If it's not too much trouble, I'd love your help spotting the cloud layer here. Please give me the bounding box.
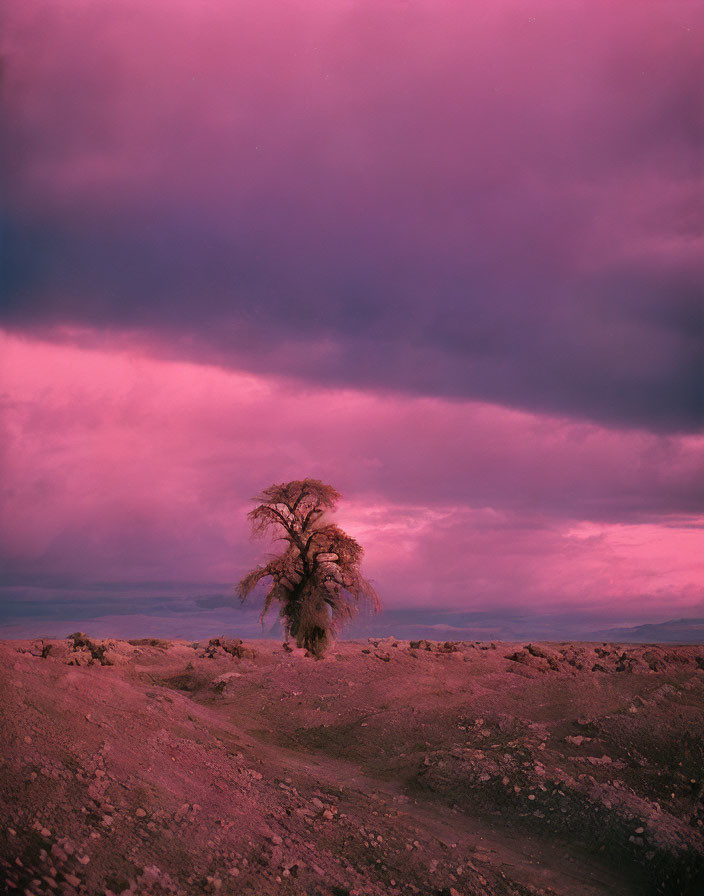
[2,331,702,627]
[3,0,703,430]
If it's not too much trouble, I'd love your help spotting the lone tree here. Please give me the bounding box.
[237,479,379,657]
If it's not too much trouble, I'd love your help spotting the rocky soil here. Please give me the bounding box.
[1,635,703,896]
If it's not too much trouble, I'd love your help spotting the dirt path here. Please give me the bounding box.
[200,698,640,896]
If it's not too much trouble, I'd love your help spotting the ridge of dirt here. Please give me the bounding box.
[2,636,703,895]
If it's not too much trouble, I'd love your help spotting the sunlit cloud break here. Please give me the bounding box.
[1,331,702,633]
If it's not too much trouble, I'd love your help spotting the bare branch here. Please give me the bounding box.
[236,479,378,655]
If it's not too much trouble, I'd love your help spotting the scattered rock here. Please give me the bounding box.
[67,632,92,648]
[410,640,433,651]
[2,637,702,896]
[587,755,613,766]
[203,638,256,660]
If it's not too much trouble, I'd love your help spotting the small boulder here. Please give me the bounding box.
[68,632,92,648]
[439,641,459,653]
[203,637,256,660]
[409,639,433,651]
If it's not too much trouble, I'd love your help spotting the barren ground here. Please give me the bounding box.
[1,635,703,896]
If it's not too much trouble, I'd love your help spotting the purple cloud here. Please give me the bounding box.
[2,0,702,430]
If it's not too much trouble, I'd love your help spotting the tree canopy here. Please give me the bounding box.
[237,479,379,656]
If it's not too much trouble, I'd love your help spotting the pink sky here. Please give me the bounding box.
[2,330,702,625]
[2,1,702,634]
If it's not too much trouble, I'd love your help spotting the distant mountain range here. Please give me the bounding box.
[589,618,704,644]
[343,612,704,645]
[347,609,704,644]
[2,588,703,644]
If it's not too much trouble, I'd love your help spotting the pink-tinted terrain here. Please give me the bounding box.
[2,636,703,896]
